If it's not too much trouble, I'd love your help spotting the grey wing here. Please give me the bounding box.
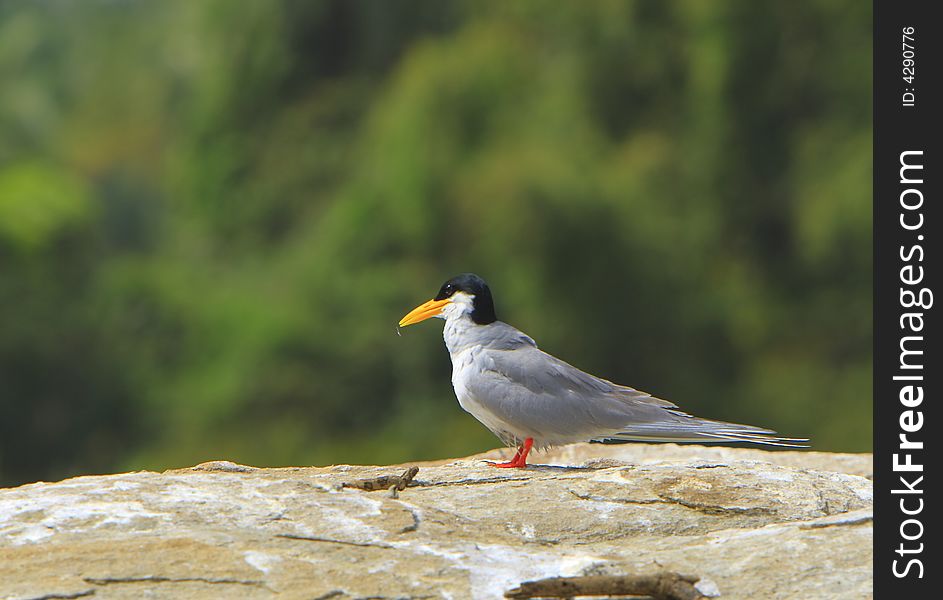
[465,346,678,444]
[469,347,807,447]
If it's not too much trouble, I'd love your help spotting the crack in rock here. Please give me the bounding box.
[569,489,661,506]
[316,594,435,600]
[800,512,873,530]
[275,533,394,549]
[83,575,264,586]
[656,494,774,516]
[409,475,533,488]
[21,592,96,600]
[569,488,774,516]
[353,594,437,600]
[396,505,421,534]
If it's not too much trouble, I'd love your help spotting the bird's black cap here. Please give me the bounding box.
[434,273,497,325]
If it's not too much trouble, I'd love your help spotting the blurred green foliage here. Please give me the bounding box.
[0,0,871,487]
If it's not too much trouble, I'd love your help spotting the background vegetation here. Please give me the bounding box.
[1,0,871,487]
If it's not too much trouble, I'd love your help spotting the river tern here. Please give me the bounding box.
[399,273,807,468]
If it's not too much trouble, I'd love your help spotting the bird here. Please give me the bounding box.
[398,273,807,468]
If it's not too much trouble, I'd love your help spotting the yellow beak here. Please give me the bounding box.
[399,298,452,327]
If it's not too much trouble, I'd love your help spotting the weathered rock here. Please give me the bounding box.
[0,444,872,600]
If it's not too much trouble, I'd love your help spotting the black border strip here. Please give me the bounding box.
[874,1,939,596]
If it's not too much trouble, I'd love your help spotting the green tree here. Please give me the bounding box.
[1,0,871,487]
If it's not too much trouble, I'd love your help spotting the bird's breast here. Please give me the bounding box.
[449,347,503,422]
[448,346,534,446]
[449,347,479,406]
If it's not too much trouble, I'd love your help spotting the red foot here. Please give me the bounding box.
[488,437,534,469]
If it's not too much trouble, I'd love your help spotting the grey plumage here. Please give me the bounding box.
[450,321,804,449]
[400,273,807,463]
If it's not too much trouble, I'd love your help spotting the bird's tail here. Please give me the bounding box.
[603,415,809,448]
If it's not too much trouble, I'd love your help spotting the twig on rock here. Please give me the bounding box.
[504,572,712,600]
[342,466,419,492]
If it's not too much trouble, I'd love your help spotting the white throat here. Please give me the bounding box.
[439,292,477,354]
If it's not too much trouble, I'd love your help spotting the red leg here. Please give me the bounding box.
[489,438,534,469]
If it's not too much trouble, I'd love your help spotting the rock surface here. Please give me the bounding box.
[0,443,872,600]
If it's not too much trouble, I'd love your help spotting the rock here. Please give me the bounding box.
[462,442,873,479]
[0,444,872,600]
